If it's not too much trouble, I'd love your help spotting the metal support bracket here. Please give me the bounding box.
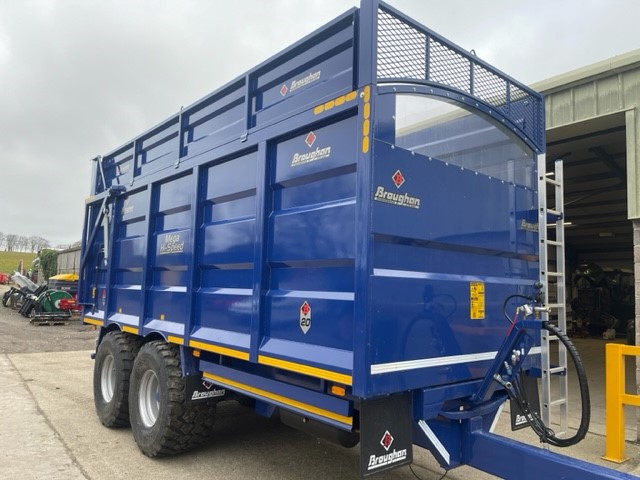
[79,185,127,273]
[471,319,541,404]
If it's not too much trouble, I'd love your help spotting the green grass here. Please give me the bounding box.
[0,251,38,274]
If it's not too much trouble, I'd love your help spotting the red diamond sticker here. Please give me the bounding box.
[305,131,316,148]
[392,170,405,188]
[280,84,288,96]
[301,301,311,315]
[380,430,394,451]
[300,301,311,334]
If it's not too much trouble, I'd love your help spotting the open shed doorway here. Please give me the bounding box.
[546,112,634,340]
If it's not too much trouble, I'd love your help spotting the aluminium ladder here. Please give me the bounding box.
[537,155,569,435]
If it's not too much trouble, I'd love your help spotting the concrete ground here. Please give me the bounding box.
[563,337,638,442]
[2,349,487,480]
[2,287,640,478]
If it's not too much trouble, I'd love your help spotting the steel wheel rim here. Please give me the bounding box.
[100,355,115,403]
[138,369,160,428]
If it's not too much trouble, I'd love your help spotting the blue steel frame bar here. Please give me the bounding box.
[249,141,269,364]
[465,419,639,480]
[353,0,377,400]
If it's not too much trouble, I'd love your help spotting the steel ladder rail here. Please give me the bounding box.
[537,155,569,435]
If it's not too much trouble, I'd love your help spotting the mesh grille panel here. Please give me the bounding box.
[377,10,427,80]
[376,6,543,149]
[429,38,471,94]
[473,64,507,108]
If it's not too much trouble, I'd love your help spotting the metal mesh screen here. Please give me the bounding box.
[429,38,471,93]
[377,10,427,80]
[376,7,543,149]
[473,64,508,108]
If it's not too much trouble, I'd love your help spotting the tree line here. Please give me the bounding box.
[0,233,51,252]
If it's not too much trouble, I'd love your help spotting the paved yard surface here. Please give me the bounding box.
[2,285,640,479]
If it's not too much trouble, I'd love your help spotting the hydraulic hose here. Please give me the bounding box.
[510,322,590,447]
[502,294,533,324]
[541,322,590,446]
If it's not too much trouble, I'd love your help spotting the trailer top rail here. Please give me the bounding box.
[91,0,543,196]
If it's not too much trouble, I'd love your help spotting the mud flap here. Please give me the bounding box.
[510,372,540,431]
[185,375,227,404]
[360,392,413,477]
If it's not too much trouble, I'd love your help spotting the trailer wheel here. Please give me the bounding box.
[93,331,141,427]
[129,341,216,457]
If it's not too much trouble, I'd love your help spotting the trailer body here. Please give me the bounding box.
[80,2,634,478]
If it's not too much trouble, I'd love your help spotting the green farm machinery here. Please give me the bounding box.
[2,272,79,325]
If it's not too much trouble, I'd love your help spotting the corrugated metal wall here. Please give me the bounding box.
[539,52,640,218]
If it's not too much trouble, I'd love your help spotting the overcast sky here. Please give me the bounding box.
[0,0,638,246]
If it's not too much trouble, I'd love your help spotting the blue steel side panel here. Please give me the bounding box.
[109,188,148,327]
[250,12,355,128]
[371,142,536,251]
[183,79,246,158]
[102,145,134,190]
[261,115,358,374]
[190,150,259,352]
[253,51,353,128]
[365,140,537,395]
[102,117,181,187]
[136,118,180,177]
[135,173,193,337]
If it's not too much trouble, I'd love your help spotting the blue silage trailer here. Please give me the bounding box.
[80,2,631,478]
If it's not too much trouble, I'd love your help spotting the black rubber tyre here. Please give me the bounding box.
[129,341,216,457]
[93,331,141,427]
[2,289,11,307]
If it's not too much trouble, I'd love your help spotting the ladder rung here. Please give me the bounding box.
[549,366,566,375]
[547,303,565,309]
[545,178,561,186]
[539,159,568,432]
[549,398,567,407]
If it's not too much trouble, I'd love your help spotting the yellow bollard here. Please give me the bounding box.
[603,343,626,463]
[603,343,640,463]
